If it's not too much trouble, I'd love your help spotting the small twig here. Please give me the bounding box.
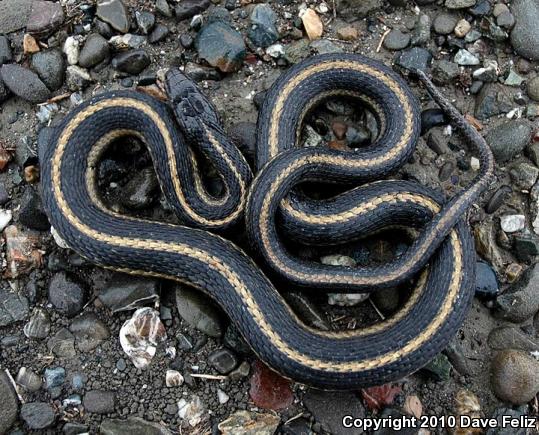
[4,369,25,403]
[376,29,391,53]
[369,298,386,320]
[190,374,227,380]
[284,412,304,425]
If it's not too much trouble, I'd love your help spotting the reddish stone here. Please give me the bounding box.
[361,383,402,412]
[0,147,13,171]
[331,121,348,140]
[249,360,293,410]
[3,225,43,278]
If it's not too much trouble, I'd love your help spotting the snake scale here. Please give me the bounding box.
[41,53,494,389]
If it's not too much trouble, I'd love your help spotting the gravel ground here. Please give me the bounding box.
[1,0,539,433]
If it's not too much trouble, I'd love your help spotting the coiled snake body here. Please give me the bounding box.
[41,53,494,389]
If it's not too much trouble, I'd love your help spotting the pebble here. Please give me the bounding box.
[0,0,33,34]
[119,307,166,369]
[218,411,280,435]
[475,261,499,298]
[0,371,18,434]
[433,13,458,35]
[63,36,80,65]
[16,367,43,392]
[490,350,539,404]
[249,4,279,48]
[177,396,206,427]
[18,188,50,231]
[96,0,130,33]
[446,0,476,8]
[26,0,65,35]
[109,34,147,50]
[196,21,246,73]
[23,34,40,54]
[513,234,539,261]
[454,49,480,65]
[100,417,172,434]
[0,288,28,326]
[485,120,533,162]
[23,308,51,339]
[69,313,110,351]
[509,162,539,189]
[504,69,524,86]
[148,24,170,44]
[44,367,65,389]
[83,390,116,414]
[383,29,410,50]
[336,25,358,41]
[395,47,432,72]
[30,49,64,92]
[510,0,539,60]
[496,263,539,322]
[421,108,448,134]
[300,8,323,40]
[526,76,539,102]
[249,360,293,410]
[48,272,86,317]
[48,328,76,357]
[175,285,223,337]
[78,33,110,68]
[176,0,210,20]
[411,14,431,46]
[135,11,155,34]
[304,389,365,435]
[432,60,460,84]
[165,370,184,387]
[66,65,92,91]
[0,64,51,103]
[500,214,526,233]
[488,326,539,351]
[119,167,158,209]
[98,274,159,312]
[208,348,238,374]
[454,19,471,37]
[0,36,12,65]
[20,402,55,430]
[497,11,515,29]
[112,49,151,75]
[155,0,173,18]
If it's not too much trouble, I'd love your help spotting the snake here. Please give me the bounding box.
[40,53,494,389]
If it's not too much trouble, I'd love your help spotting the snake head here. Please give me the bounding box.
[165,69,221,137]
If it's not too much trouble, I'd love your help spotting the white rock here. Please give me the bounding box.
[454,49,480,66]
[320,255,369,306]
[165,369,184,387]
[63,36,80,65]
[266,43,285,58]
[109,34,147,50]
[470,157,480,171]
[119,307,167,370]
[500,214,526,233]
[217,389,230,404]
[320,254,356,267]
[0,209,12,232]
[178,396,206,427]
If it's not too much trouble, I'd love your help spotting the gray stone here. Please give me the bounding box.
[432,60,460,84]
[488,326,539,351]
[112,49,151,75]
[248,4,279,48]
[486,408,527,435]
[208,348,238,374]
[100,416,172,434]
[135,11,155,34]
[148,24,170,44]
[31,49,65,91]
[66,65,92,91]
[335,0,382,19]
[0,0,33,34]
[395,47,432,72]
[79,34,110,68]
[98,274,159,312]
[47,328,76,357]
[83,390,116,414]
[196,21,246,73]
[0,76,9,103]
[383,29,410,50]
[63,422,90,435]
[446,0,476,8]
[175,0,210,20]
[155,0,173,18]
[48,272,86,317]
[96,0,130,33]
[0,288,29,326]
[0,64,51,103]
[475,84,519,119]
[175,285,223,337]
[18,187,50,230]
[454,49,479,65]
[20,402,55,429]
[509,162,539,189]
[16,367,43,392]
[423,353,452,380]
[513,234,539,261]
[27,0,65,35]
[45,367,65,389]
[433,13,458,35]
[497,11,515,29]
[0,36,12,66]
[24,308,51,339]
[70,313,110,351]
[490,350,539,404]
[485,120,533,163]
[411,14,431,46]
[303,389,366,435]
[511,0,539,60]
[496,263,539,322]
[0,372,18,434]
[527,76,539,102]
